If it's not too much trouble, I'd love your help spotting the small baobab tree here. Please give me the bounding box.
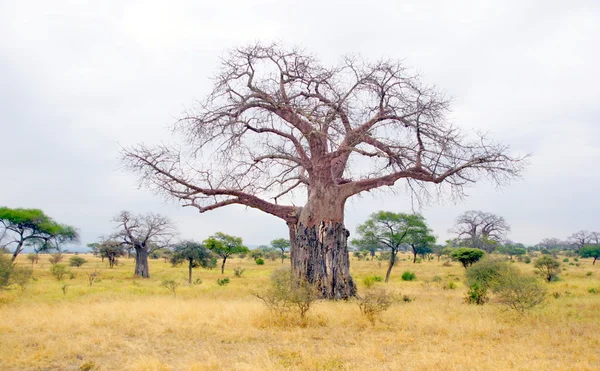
[122,44,526,299]
[112,211,176,278]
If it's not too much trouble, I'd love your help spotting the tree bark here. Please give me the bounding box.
[188,259,193,284]
[10,241,24,262]
[385,250,397,283]
[221,256,227,274]
[134,248,150,278]
[290,221,356,299]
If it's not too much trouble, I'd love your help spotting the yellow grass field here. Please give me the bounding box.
[1,253,599,370]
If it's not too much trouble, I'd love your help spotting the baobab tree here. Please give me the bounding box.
[450,210,510,253]
[122,44,526,299]
[112,211,176,278]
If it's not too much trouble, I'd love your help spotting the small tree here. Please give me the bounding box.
[0,253,12,289]
[26,253,37,267]
[451,248,485,268]
[204,232,249,274]
[254,268,318,319]
[87,271,99,287]
[354,211,431,283]
[271,238,291,264]
[69,256,87,268]
[580,245,600,265]
[161,280,179,298]
[493,272,546,314]
[170,240,216,284]
[534,256,561,282]
[98,240,125,268]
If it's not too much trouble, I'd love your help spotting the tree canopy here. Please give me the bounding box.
[121,44,526,299]
[204,232,249,274]
[170,240,216,283]
[354,211,431,282]
[0,207,79,262]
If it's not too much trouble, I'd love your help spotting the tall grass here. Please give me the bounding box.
[0,253,598,370]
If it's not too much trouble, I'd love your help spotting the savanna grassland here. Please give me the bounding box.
[1,253,599,371]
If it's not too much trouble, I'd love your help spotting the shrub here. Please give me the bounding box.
[161,280,179,297]
[588,287,598,294]
[363,275,384,288]
[193,278,203,285]
[357,287,396,324]
[217,277,230,286]
[493,272,546,314]
[87,271,99,287]
[466,258,515,288]
[442,281,457,290]
[50,264,70,281]
[587,271,593,277]
[255,258,265,265]
[0,254,12,289]
[48,252,64,265]
[69,256,87,268]
[401,271,416,281]
[573,257,579,262]
[534,256,561,282]
[254,269,317,319]
[523,256,531,264]
[401,294,415,303]
[11,266,33,291]
[465,282,489,305]
[563,258,569,262]
[234,266,246,277]
[26,253,38,266]
[432,275,442,282]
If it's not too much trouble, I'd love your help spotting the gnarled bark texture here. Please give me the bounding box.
[134,246,150,278]
[290,221,355,299]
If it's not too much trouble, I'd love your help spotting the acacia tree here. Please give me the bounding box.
[204,232,249,274]
[580,245,600,265]
[170,240,216,283]
[97,240,126,268]
[112,211,176,278]
[0,207,79,262]
[450,210,510,253]
[271,238,291,263]
[122,44,525,299]
[354,211,430,282]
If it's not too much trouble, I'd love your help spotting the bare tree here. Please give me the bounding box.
[450,210,510,253]
[568,230,594,253]
[122,44,526,299]
[112,211,176,278]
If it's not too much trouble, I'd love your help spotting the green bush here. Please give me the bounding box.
[432,275,442,282]
[0,254,12,289]
[588,287,598,294]
[11,266,33,291]
[69,256,87,268]
[217,277,230,286]
[255,258,265,265]
[493,272,546,314]
[523,256,531,264]
[401,271,416,281]
[363,275,384,288]
[534,256,561,282]
[563,258,569,263]
[50,264,70,281]
[234,266,246,277]
[465,282,488,305]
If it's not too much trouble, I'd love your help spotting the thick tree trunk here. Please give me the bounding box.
[188,259,193,284]
[134,248,150,278]
[290,221,355,299]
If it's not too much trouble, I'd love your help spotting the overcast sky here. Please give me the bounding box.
[1,0,598,249]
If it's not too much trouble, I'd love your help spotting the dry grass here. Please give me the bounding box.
[0,254,599,370]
